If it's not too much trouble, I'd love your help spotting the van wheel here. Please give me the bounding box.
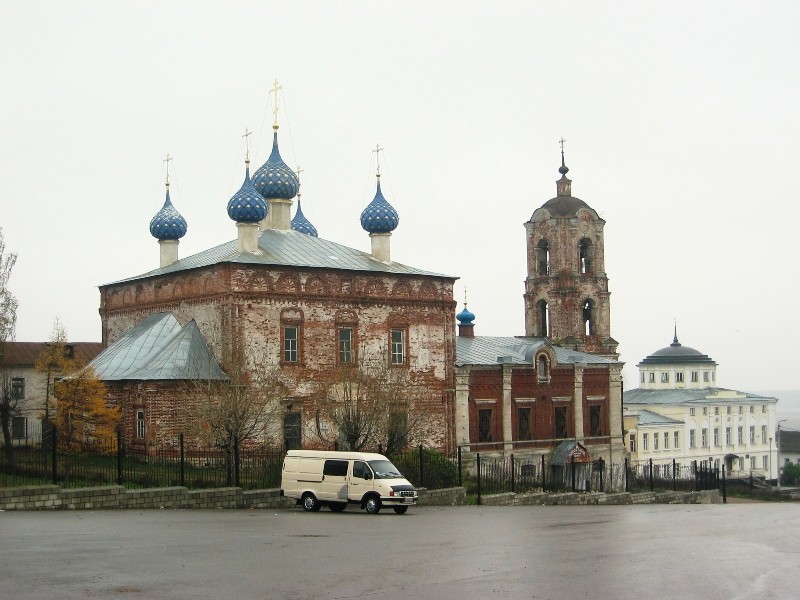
[329,503,347,512]
[302,493,320,512]
[393,506,408,514]
[365,496,381,514]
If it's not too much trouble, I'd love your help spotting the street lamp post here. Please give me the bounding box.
[777,419,787,491]
[769,437,773,487]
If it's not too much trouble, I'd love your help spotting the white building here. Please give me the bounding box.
[624,332,779,480]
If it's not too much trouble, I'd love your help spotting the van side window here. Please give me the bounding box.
[323,460,348,477]
[353,461,367,479]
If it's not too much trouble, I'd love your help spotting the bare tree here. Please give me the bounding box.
[0,228,18,461]
[189,345,289,455]
[311,361,434,455]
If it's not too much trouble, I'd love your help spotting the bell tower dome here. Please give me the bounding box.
[523,141,618,358]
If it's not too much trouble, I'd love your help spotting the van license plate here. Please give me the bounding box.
[403,498,414,503]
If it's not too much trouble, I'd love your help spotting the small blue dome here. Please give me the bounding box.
[252,131,299,200]
[149,187,187,240]
[457,306,475,325]
[227,163,267,223]
[360,178,399,233]
[291,198,318,237]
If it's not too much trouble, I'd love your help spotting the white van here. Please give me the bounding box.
[280,450,418,514]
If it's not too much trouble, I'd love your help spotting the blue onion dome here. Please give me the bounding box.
[291,197,318,237]
[456,305,475,325]
[149,185,187,240]
[227,161,267,223]
[252,131,300,200]
[360,176,399,233]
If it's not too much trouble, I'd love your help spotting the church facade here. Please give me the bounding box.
[95,109,457,452]
[453,153,625,465]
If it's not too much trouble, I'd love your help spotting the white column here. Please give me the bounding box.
[502,364,513,453]
[573,363,585,442]
[454,368,471,447]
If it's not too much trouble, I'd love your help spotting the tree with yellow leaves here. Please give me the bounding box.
[54,367,120,453]
[35,318,77,424]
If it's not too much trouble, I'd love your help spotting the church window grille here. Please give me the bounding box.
[518,408,532,441]
[136,410,145,439]
[390,329,406,365]
[284,412,301,450]
[554,406,568,439]
[338,328,354,364]
[284,326,300,363]
[478,409,493,442]
[589,404,602,437]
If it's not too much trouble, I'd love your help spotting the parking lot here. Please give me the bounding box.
[2,503,799,599]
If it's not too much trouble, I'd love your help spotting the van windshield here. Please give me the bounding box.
[368,460,403,479]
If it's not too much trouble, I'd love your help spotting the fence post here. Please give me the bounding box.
[179,433,185,487]
[234,435,241,488]
[649,458,654,491]
[624,457,629,493]
[541,454,546,492]
[51,426,58,484]
[672,458,676,491]
[476,453,482,506]
[721,465,727,503]
[510,454,515,494]
[418,444,424,488]
[116,428,123,486]
[457,446,462,488]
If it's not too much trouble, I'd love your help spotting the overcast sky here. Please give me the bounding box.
[2,1,798,394]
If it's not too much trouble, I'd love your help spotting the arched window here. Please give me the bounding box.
[537,299,550,337]
[537,239,550,275]
[582,299,595,336]
[579,238,592,274]
[537,354,549,381]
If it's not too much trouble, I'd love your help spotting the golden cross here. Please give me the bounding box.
[242,127,252,161]
[163,153,173,185]
[372,143,384,176]
[270,79,282,127]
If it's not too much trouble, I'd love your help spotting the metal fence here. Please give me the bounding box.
[0,429,463,491]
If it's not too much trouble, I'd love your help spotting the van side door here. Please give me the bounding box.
[320,459,349,501]
[348,460,374,501]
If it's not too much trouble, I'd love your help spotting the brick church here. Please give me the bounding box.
[453,149,625,464]
[88,91,623,462]
[91,97,457,453]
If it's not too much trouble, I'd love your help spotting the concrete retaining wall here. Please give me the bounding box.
[479,489,720,506]
[0,484,718,511]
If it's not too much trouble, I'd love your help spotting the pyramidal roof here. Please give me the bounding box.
[87,312,227,381]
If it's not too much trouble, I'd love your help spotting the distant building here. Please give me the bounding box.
[453,154,625,465]
[779,430,800,468]
[0,341,104,442]
[624,331,779,479]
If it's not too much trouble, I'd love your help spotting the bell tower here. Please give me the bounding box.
[523,143,618,358]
